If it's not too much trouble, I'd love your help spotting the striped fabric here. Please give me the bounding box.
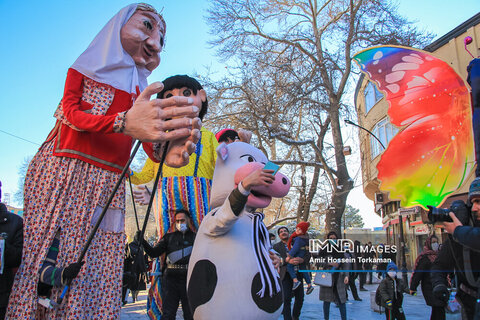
[147,176,212,319]
[147,261,163,319]
[147,136,213,319]
[156,176,212,236]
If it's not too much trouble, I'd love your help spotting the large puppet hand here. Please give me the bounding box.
[164,119,201,167]
[124,82,200,143]
[133,185,151,205]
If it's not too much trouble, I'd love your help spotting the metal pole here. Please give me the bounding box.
[398,214,408,284]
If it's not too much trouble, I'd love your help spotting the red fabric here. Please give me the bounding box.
[142,142,160,163]
[297,221,310,233]
[51,68,134,173]
[287,232,298,250]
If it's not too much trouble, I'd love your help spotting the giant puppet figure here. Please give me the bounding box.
[353,46,475,209]
[6,4,201,319]
[131,75,218,237]
[130,75,218,318]
[187,141,290,320]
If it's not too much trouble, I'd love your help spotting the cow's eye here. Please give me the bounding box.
[240,154,256,163]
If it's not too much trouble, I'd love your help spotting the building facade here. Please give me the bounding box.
[354,13,480,269]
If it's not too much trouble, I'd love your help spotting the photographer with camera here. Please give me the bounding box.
[442,177,480,251]
[430,178,480,320]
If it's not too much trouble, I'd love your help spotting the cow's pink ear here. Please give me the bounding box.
[216,142,229,161]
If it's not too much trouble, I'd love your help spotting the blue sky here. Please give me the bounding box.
[1,1,479,227]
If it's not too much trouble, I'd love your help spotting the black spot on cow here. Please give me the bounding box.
[251,272,283,313]
[187,259,218,314]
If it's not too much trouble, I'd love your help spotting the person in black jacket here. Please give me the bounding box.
[363,241,376,284]
[432,177,480,320]
[431,228,480,320]
[141,209,195,320]
[346,240,362,301]
[377,262,409,320]
[125,232,149,303]
[0,182,23,320]
[410,235,444,320]
[442,177,480,251]
[273,226,305,320]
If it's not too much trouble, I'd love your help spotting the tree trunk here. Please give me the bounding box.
[324,106,353,236]
[300,164,321,222]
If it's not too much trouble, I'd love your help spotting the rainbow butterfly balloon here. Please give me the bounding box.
[353,45,474,209]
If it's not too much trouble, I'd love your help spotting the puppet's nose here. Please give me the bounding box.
[147,33,162,53]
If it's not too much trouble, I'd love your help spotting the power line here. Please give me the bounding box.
[0,129,41,146]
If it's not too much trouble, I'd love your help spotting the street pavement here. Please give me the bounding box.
[121,277,463,319]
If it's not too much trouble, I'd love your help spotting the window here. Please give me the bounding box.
[371,118,398,159]
[364,81,383,113]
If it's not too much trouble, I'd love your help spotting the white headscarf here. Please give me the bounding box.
[71,3,155,95]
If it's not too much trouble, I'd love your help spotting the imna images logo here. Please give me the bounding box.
[309,239,397,254]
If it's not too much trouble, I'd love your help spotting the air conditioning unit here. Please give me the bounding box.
[375,193,384,204]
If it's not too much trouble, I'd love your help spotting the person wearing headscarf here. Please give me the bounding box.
[6,4,200,319]
[410,235,444,320]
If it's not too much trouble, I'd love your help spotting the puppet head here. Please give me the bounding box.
[209,142,290,210]
[120,4,166,71]
[157,75,208,120]
[71,3,164,94]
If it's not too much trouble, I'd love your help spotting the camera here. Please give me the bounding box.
[427,200,471,225]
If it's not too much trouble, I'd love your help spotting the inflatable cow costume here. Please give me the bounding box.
[187,141,291,319]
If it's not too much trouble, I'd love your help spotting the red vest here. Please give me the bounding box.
[46,69,134,173]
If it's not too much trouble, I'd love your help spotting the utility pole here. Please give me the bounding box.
[398,213,408,284]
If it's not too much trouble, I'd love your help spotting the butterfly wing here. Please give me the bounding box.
[353,46,474,209]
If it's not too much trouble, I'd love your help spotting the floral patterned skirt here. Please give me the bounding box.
[6,140,126,319]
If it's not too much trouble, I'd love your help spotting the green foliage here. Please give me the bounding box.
[344,204,364,228]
